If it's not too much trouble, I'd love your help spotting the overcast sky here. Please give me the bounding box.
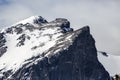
[0,0,120,55]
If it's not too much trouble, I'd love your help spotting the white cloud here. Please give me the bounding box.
[0,3,34,27]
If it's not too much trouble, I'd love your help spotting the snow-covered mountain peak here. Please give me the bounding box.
[0,16,75,76]
[0,16,111,80]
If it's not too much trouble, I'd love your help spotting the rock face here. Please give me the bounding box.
[0,16,110,80]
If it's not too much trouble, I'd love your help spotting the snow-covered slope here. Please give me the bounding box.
[98,52,120,76]
[0,16,74,79]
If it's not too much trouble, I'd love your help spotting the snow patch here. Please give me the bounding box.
[98,52,120,76]
[0,24,64,73]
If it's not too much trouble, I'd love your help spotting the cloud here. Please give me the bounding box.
[0,3,34,27]
[0,0,8,5]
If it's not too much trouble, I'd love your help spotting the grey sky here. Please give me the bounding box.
[0,0,120,55]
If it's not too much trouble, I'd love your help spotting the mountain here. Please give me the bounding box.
[0,16,110,80]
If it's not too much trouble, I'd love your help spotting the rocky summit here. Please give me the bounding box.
[0,16,110,80]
